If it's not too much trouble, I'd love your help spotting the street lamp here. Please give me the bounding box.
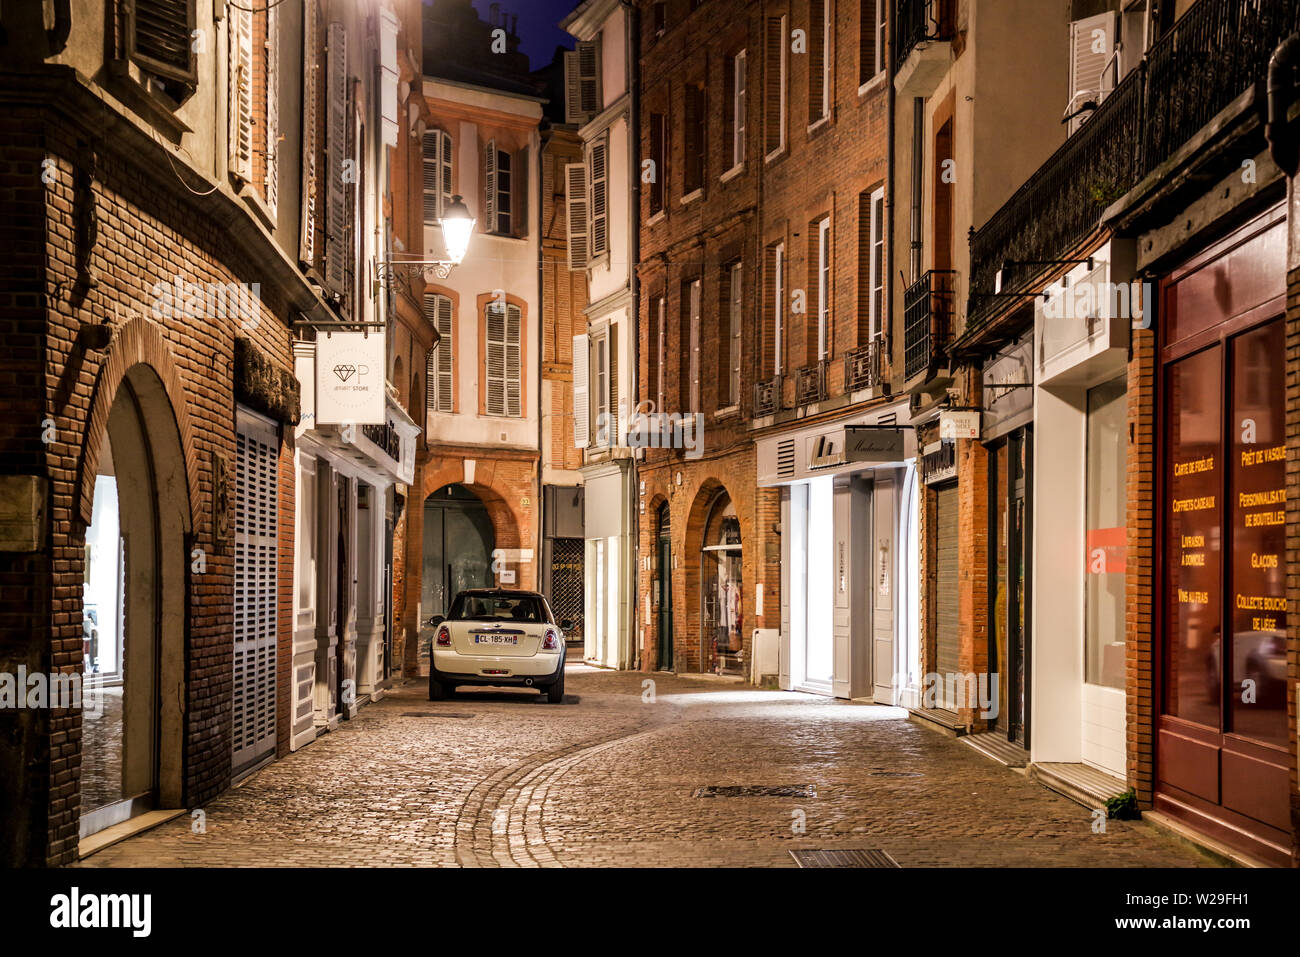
[376,195,476,284]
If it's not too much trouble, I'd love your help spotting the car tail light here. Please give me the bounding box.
[542,628,560,650]
[436,625,452,647]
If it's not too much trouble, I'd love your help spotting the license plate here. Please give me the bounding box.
[474,635,518,645]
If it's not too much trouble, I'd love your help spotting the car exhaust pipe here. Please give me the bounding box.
[525,678,534,686]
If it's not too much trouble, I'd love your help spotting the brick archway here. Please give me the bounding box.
[77,315,199,531]
[420,458,527,558]
[678,477,752,674]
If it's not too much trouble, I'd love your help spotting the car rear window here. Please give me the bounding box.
[447,594,548,623]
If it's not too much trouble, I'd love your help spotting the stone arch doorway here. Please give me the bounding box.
[683,482,744,676]
[418,484,495,674]
[80,364,188,839]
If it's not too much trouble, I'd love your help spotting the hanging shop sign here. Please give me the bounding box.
[844,426,906,463]
[315,331,386,425]
[939,410,980,440]
[981,334,1034,441]
[921,439,956,485]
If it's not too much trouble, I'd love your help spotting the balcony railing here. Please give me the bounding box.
[794,360,828,407]
[844,339,884,393]
[753,375,781,417]
[903,270,956,381]
[895,0,954,73]
[968,0,1300,334]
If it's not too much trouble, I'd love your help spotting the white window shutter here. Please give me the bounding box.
[324,20,348,293]
[577,39,601,120]
[734,51,746,166]
[484,138,497,234]
[589,140,608,260]
[422,130,440,224]
[486,302,506,415]
[565,162,589,271]
[297,0,318,267]
[436,295,453,412]
[563,51,583,125]
[505,304,522,417]
[1069,12,1117,133]
[440,131,454,217]
[573,333,590,449]
[689,280,701,412]
[228,8,253,181]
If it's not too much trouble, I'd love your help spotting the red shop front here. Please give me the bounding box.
[1154,204,1292,865]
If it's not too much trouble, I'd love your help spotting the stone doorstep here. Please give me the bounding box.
[77,809,187,861]
[907,707,967,738]
[963,731,1028,768]
[1140,810,1273,870]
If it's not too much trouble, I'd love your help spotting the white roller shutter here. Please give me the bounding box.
[1068,12,1116,133]
[233,413,278,772]
[573,333,590,449]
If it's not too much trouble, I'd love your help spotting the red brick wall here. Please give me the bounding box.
[1286,263,1300,865]
[1126,321,1157,807]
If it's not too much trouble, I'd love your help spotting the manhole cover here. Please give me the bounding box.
[400,712,475,719]
[790,849,900,868]
[868,770,923,778]
[693,785,816,798]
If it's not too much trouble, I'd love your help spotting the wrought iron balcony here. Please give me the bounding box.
[753,375,781,417]
[844,339,884,393]
[968,0,1300,334]
[894,0,954,73]
[361,421,401,461]
[903,270,956,382]
[793,360,828,407]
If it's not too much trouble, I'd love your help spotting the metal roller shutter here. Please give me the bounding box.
[934,484,959,709]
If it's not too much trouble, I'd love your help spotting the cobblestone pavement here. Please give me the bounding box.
[77,661,1215,867]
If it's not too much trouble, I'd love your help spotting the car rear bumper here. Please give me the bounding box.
[432,649,564,684]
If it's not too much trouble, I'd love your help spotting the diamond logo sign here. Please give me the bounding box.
[315,331,385,425]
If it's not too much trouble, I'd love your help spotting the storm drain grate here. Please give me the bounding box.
[400,712,475,719]
[867,770,923,778]
[693,785,817,798]
[790,849,900,868]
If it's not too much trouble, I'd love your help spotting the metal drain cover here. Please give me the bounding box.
[868,770,922,778]
[790,849,900,868]
[400,712,475,719]
[693,785,816,798]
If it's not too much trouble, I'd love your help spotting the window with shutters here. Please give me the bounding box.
[228,8,254,182]
[127,0,198,94]
[423,129,454,225]
[1068,12,1117,134]
[648,113,667,216]
[764,16,788,158]
[263,4,280,212]
[484,300,523,417]
[725,262,743,408]
[592,332,609,446]
[324,20,349,295]
[484,142,513,235]
[726,51,747,172]
[425,293,454,414]
[685,279,701,412]
[860,0,885,86]
[809,0,831,125]
[565,162,589,270]
[683,83,705,196]
[814,216,831,360]
[587,136,609,262]
[298,0,321,269]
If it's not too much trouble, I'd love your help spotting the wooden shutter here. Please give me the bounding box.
[857,190,872,341]
[298,0,319,268]
[608,322,619,444]
[1069,12,1116,133]
[486,302,505,415]
[573,333,590,448]
[324,20,348,293]
[229,8,254,181]
[589,139,608,260]
[809,0,826,121]
[484,139,497,234]
[764,16,786,156]
[422,131,440,224]
[859,0,876,85]
[730,264,742,405]
[871,190,885,339]
[425,293,454,413]
[440,132,454,216]
[563,50,584,124]
[565,162,589,270]
[684,85,703,192]
[233,415,278,772]
[130,0,196,83]
[733,51,746,167]
[578,39,601,117]
[265,5,280,211]
[505,303,522,417]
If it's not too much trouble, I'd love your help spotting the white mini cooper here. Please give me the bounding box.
[427,589,569,704]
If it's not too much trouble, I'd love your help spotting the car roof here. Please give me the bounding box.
[453,588,545,600]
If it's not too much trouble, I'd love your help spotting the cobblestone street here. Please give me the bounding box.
[77,660,1215,868]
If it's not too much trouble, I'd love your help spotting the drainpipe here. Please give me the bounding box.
[1266,34,1300,179]
[625,1,642,672]
[886,17,897,383]
[537,128,546,594]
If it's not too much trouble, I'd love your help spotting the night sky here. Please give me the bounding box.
[471,0,577,70]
